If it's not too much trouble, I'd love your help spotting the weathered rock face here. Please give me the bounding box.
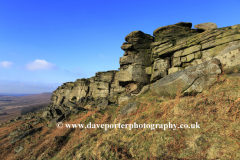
[51,70,125,106]
[150,58,222,97]
[151,22,240,76]
[47,21,240,119]
[117,22,240,92]
[150,58,170,82]
[214,41,240,73]
[117,31,154,86]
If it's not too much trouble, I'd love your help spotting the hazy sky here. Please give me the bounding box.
[0,0,239,94]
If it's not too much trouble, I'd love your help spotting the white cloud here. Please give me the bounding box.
[26,59,56,70]
[0,61,14,68]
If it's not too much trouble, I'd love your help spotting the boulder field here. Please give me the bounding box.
[42,22,240,121]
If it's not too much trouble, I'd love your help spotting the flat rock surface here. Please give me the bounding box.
[119,102,138,116]
[150,58,222,97]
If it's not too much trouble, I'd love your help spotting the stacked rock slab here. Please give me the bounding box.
[149,22,202,82]
[51,70,124,106]
[151,22,201,58]
[116,31,154,94]
[151,22,240,76]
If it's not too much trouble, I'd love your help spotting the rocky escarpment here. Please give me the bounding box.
[42,22,240,122]
[116,22,240,94]
[1,21,240,160]
[51,71,124,106]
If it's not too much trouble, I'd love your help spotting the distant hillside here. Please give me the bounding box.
[0,93,52,123]
[0,93,52,109]
[41,92,52,94]
[0,93,35,96]
[0,92,52,96]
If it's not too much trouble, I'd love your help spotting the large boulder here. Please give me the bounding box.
[14,146,24,153]
[95,98,109,111]
[137,85,150,95]
[118,95,132,104]
[119,102,139,117]
[20,123,33,131]
[151,22,202,59]
[117,64,150,84]
[64,101,76,110]
[125,30,154,44]
[47,115,65,128]
[214,41,240,73]
[153,22,193,37]
[9,130,19,138]
[41,110,53,121]
[125,83,143,95]
[194,22,217,30]
[152,22,200,45]
[150,58,222,97]
[10,127,42,144]
[150,58,170,82]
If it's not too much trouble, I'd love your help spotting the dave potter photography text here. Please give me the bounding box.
[57,121,200,131]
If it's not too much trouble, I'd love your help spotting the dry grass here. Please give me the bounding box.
[0,73,239,159]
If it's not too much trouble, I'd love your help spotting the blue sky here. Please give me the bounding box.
[0,0,239,94]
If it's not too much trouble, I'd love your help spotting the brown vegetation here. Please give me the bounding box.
[0,73,239,159]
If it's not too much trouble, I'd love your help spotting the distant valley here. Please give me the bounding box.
[0,92,52,123]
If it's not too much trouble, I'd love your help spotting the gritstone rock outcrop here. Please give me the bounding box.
[41,21,240,121]
[150,58,222,97]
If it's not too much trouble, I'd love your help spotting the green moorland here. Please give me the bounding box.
[0,71,240,160]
